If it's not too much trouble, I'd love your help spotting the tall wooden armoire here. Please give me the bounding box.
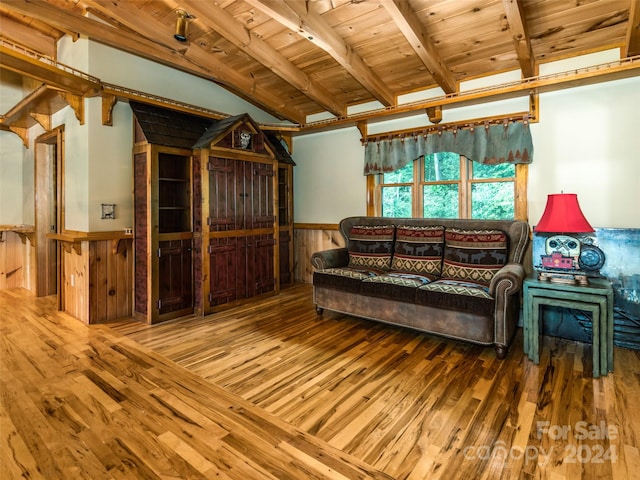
[131,102,211,323]
[193,114,286,314]
[132,103,294,323]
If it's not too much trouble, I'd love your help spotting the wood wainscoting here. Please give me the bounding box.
[53,232,134,324]
[0,227,36,291]
[293,223,344,283]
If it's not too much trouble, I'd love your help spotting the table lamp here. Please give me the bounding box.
[534,193,596,284]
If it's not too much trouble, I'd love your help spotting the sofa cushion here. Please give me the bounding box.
[347,225,395,270]
[416,279,494,316]
[361,271,435,302]
[391,225,445,276]
[441,228,508,286]
[313,267,381,294]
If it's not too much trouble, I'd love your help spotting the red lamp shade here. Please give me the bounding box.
[534,193,594,233]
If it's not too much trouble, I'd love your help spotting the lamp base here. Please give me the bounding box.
[538,270,589,285]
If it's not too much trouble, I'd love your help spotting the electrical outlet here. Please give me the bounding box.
[70,274,75,287]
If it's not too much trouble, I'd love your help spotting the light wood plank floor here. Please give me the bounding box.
[3,284,640,479]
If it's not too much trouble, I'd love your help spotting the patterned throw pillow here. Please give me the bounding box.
[391,225,445,275]
[441,228,508,286]
[347,225,395,271]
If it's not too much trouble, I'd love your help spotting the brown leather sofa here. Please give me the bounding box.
[311,217,530,358]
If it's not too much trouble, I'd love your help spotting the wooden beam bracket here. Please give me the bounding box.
[30,112,51,131]
[59,92,85,125]
[8,126,29,147]
[426,106,442,124]
[102,93,117,126]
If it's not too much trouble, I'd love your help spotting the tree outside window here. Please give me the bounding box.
[376,152,516,219]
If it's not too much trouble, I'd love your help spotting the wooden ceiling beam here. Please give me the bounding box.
[1,0,306,123]
[0,14,57,57]
[381,0,456,94]
[179,0,344,117]
[624,0,640,57]
[502,0,535,78]
[246,0,395,107]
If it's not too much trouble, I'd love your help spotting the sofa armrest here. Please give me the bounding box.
[311,248,349,271]
[489,262,526,352]
[488,262,525,297]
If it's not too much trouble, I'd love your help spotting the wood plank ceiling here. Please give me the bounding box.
[1,0,639,127]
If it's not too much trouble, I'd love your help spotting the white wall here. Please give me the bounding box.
[293,75,640,229]
[292,127,367,223]
[87,98,133,231]
[87,41,283,125]
[0,71,30,224]
[529,77,640,229]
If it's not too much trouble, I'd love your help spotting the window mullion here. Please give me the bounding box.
[413,157,421,217]
[459,156,469,218]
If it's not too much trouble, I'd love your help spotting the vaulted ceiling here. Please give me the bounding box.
[1,0,639,128]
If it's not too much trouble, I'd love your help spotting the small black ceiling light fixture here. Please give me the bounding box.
[174,9,192,42]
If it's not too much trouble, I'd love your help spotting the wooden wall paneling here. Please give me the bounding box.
[0,231,25,289]
[61,238,133,324]
[88,239,128,323]
[88,240,105,323]
[293,225,344,284]
[61,241,89,323]
[114,239,133,319]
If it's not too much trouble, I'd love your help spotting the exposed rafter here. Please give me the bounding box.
[245,0,395,107]
[381,0,456,94]
[625,0,640,57]
[1,0,306,123]
[502,0,535,79]
[0,13,57,57]
[1,0,637,126]
[178,0,344,117]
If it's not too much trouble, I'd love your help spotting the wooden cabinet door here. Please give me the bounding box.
[208,236,242,306]
[208,158,274,231]
[157,239,193,315]
[247,234,276,297]
[246,162,275,229]
[207,157,240,231]
[208,234,275,306]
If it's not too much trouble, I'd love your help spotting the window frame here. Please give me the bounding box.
[372,154,528,220]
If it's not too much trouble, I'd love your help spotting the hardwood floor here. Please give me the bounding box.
[2,284,640,479]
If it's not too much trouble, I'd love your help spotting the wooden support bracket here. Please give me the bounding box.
[61,241,82,255]
[426,105,442,124]
[356,120,368,138]
[8,125,29,147]
[58,92,85,125]
[16,231,36,245]
[102,93,117,126]
[30,112,51,131]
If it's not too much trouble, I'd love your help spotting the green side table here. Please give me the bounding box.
[523,275,614,377]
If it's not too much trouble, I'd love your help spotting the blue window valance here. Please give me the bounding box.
[363,120,533,175]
